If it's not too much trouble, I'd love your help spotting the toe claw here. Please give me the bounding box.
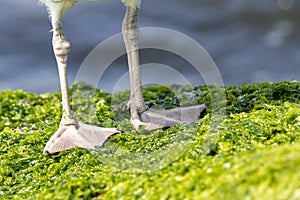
[44,150,50,155]
[117,128,125,133]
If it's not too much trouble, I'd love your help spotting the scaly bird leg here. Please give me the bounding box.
[43,4,121,155]
[122,6,206,131]
[122,6,148,129]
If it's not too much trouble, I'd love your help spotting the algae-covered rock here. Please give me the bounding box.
[0,81,299,199]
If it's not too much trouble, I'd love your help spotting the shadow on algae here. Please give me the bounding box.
[0,81,299,199]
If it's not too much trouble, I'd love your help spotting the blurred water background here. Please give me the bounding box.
[0,0,299,93]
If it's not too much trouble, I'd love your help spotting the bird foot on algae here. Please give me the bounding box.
[44,121,122,155]
[130,104,206,131]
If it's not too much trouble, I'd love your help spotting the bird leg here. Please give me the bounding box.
[43,7,121,155]
[122,6,148,129]
[122,7,206,131]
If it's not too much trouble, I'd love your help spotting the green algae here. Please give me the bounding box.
[0,81,299,199]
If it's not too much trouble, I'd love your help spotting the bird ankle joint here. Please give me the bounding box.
[52,40,71,50]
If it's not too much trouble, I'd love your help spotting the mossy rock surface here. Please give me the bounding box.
[0,81,299,199]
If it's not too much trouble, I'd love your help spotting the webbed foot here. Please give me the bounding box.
[44,121,122,155]
[130,104,206,131]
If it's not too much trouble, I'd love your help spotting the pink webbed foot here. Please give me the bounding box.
[44,121,122,155]
[130,104,206,131]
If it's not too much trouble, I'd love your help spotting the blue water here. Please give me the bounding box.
[1,0,299,93]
